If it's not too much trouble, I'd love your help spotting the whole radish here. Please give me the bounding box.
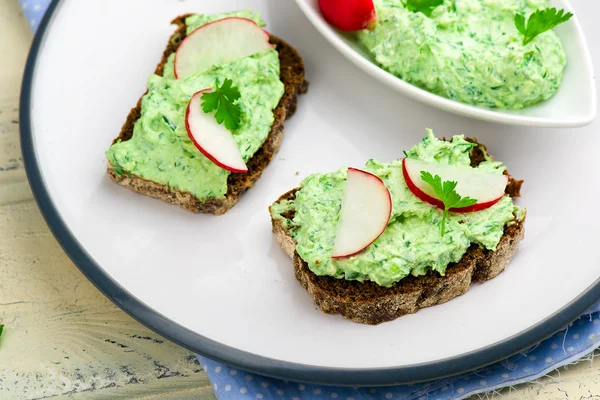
[318,0,378,32]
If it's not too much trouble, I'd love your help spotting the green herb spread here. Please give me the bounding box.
[271,130,525,287]
[357,0,567,109]
[106,11,284,199]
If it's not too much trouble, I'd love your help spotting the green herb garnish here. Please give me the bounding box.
[201,78,242,132]
[514,8,573,45]
[0,324,4,338]
[401,0,444,17]
[112,164,123,177]
[162,116,177,132]
[420,171,477,236]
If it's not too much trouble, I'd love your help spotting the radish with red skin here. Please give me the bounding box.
[402,158,508,213]
[174,17,274,80]
[185,89,247,173]
[332,168,392,259]
[318,0,378,32]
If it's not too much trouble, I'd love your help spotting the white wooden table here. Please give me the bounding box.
[1,0,600,397]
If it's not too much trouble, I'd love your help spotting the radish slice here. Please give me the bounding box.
[185,89,247,173]
[174,17,274,79]
[402,158,508,212]
[332,168,392,259]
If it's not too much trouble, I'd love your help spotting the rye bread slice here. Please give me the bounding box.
[270,140,525,325]
[107,15,308,215]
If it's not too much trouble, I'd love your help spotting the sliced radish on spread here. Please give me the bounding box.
[185,89,247,173]
[318,0,377,32]
[174,17,274,79]
[332,168,392,259]
[402,158,508,212]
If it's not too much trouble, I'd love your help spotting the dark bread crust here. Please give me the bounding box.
[108,15,308,215]
[270,141,525,325]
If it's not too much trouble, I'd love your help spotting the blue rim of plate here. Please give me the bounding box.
[20,0,600,387]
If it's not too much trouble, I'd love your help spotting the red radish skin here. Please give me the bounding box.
[332,168,392,259]
[174,17,273,79]
[401,158,505,213]
[318,0,378,32]
[185,89,248,173]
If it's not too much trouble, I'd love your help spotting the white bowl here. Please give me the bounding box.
[294,0,597,128]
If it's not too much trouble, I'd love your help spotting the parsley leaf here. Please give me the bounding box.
[401,0,444,17]
[515,8,573,45]
[420,171,477,236]
[201,78,242,132]
[0,324,4,338]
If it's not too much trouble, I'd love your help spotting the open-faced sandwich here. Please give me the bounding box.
[106,11,307,214]
[270,130,525,324]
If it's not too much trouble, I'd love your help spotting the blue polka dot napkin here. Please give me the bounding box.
[196,303,600,400]
[19,0,51,32]
[24,1,600,398]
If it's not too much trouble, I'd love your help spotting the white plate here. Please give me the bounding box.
[21,0,600,386]
[294,0,597,128]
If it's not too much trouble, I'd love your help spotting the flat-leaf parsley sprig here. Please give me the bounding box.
[201,78,242,132]
[514,8,573,45]
[420,171,477,236]
[401,0,444,18]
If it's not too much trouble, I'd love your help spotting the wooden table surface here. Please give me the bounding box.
[2,0,600,398]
